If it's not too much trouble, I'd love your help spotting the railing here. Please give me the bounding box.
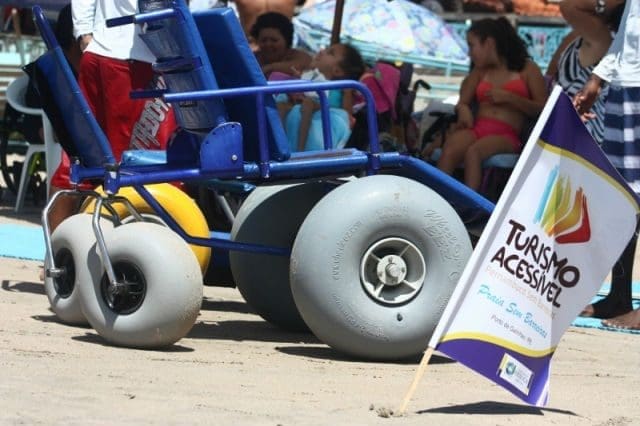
[412,14,571,102]
[442,13,570,74]
[0,33,47,117]
[0,33,47,66]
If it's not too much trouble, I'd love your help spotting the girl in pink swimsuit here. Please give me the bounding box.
[427,17,548,191]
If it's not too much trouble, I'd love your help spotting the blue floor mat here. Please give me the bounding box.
[0,224,45,261]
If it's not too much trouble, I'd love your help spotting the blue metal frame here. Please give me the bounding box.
[32,2,495,259]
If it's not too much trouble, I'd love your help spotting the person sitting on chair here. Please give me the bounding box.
[283,43,365,152]
[426,17,548,191]
[250,11,311,78]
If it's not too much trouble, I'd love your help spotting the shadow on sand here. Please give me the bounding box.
[71,332,196,352]
[200,297,254,314]
[417,400,577,416]
[187,319,319,344]
[277,346,457,365]
[2,279,44,295]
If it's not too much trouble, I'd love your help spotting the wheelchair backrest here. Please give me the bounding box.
[138,1,289,162]
[31,41,115,168]
[192,8,290,162]
[137,0,228,132]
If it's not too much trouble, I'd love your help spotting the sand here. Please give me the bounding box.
[1,198,639,426]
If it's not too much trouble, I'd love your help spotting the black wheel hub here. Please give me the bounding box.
[100,262,146,315]
[53,248,75,298]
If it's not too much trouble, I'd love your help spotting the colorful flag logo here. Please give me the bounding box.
[534,167,591,244]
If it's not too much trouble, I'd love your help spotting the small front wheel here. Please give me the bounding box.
[78,222,203,348]
[44,213,113,325]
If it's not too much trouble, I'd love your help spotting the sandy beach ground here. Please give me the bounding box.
[1,188,640,426]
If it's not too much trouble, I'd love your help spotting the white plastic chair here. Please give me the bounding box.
[5,74,62,212]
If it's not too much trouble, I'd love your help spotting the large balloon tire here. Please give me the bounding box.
[290,175,473,360]
[78,222,203,348]
[82,183,211,274]
[230,181,335,332]
[44,214,114,325]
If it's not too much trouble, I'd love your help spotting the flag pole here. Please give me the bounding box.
[396,346,435,415]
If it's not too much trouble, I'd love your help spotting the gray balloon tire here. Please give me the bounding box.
[290,175,472,360]
[78,222,203,348]
[44,214,113,326]
[230,181,334,332]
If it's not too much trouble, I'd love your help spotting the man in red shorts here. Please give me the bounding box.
[48,0,172,231]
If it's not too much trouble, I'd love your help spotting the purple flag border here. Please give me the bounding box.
[540,89,640,206]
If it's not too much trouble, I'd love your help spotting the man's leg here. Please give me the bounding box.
[581,223,637,318]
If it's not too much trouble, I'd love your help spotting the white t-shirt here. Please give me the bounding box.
[72,0,155,63]
[188,0,220,11]
[593,0,640,86]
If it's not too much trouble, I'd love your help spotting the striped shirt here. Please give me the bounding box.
[555,37,608,144]
[601,86,640,194]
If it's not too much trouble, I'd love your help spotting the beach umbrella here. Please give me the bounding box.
[294,0,469,71]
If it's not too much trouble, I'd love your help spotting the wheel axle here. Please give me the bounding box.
[361,237,426,305]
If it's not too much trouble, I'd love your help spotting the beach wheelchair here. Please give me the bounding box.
[34,1,494,360]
